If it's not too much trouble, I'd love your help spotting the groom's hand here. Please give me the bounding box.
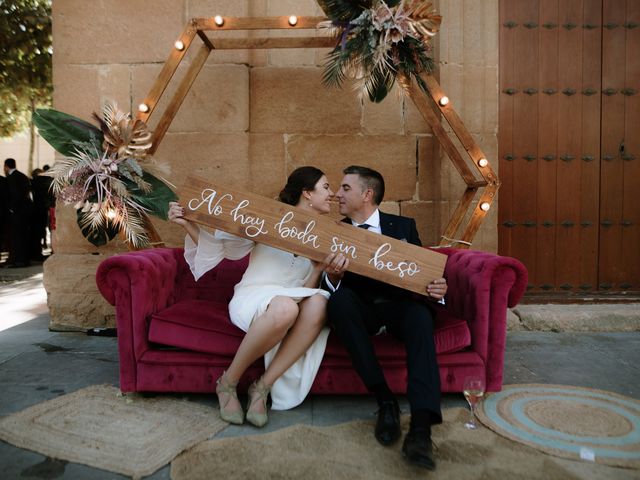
[426,277,447,300]
[325,253,349,285]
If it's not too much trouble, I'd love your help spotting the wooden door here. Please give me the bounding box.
[499,0,640,296]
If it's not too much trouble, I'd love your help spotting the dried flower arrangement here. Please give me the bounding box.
[34,103,177,248]
[319,0,442,102]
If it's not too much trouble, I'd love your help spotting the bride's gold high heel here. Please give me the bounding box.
[246,378,271,428]
[216,371,244,425]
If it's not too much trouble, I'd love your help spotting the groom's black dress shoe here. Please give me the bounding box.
[402,428,436,470]
[375,400,401,446]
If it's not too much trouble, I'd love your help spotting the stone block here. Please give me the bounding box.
[266,0,323,66]
[482,0,499,67]
[461,1,485,67]
[506,308,524,331]
[52,0,186,64]
[43,253,115,330]
[187,0,267,21]
[53,64,131,122]
[399,201,442,247]
[404,95,433,135]
[286,134,417,201]
[379,201,400,216]
[315,48,334,67]
[439,0,463,66]
[250,67,362,133]
[513,304,640,332]
[267,0,322,16]
[249,134,287,199]
[417,134,442,201]
[268,48,317,67]
[462,65,486,133]
[484,67,499,133]
[362,88,404,134]
[154,132,250,190]
[132,64,249,133]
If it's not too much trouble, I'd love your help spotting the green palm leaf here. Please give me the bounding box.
[34,108,103,157]
[128,171,177,220]
[318,0,369,21]
[77,209,119,247]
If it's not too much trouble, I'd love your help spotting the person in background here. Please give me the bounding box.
[31,167,52,258]
[3,158,32,268]
[42,164,56,252]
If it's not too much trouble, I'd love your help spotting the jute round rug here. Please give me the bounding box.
[170,408,636,479]
[476,384,640,470]
[0,384,227,479]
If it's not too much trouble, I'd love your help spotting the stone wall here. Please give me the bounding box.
[46,0,499,329]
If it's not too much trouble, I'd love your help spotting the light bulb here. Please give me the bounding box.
[480,202,491,212]
[478,158,488,167]
[439,96,449,106]
[174,40,185,51]
[105,209,117,220]
[288,15,298,26]
[138,103,150,113]
[214,15,224,26]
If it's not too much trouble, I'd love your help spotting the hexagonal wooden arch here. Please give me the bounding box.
[137,16,499,248]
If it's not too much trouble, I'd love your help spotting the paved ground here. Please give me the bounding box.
[1,264,639,479]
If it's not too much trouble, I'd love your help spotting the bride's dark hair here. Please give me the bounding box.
[278,166,325,206]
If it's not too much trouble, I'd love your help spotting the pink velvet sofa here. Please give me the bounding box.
[96,247,527,395]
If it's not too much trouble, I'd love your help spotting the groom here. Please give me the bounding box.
[323,165,447,470]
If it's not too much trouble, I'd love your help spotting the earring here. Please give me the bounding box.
[309,203,313,207]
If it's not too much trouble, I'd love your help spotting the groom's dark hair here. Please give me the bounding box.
[343,165,385,205]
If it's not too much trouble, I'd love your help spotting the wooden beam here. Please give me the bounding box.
[420,73,500,186]
[196,30,215,50]
[148,44,211,155]
[408,79,479,186]
[180,176,447,295]
[136,24,197,123]
[194,16,327,31]
[439,187,478,246]
[204,36,337,50]
[460,184,499,245]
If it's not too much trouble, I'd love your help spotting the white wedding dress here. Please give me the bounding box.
[184,227,330,410]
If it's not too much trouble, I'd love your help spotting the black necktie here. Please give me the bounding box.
[357,223,371,230]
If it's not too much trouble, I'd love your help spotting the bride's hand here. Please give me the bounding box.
[168,201,189,227]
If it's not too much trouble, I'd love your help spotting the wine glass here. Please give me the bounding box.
[463,376,485,429]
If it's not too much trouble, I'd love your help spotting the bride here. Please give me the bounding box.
[168,166,348,427]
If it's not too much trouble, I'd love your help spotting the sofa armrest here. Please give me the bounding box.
[96,248,182,391]
[438,248,528,390]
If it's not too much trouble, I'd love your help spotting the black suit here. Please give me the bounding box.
[325,211,442,423]
[5,170,33,265]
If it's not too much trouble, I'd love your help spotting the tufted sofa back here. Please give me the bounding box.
[173,249,250,304]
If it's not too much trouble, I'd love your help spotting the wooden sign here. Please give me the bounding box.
[179,176,447,296]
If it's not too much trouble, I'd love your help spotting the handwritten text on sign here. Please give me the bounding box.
[179,176,447,295]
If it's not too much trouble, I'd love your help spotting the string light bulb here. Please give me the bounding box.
[214,15,224,26]
[174,40,185,51]
[439,96,449,106]
[105,209,117,220]
[478,158,489,168]
[138,103,150,113]
[288,15,298,26]
[480,202,491,212]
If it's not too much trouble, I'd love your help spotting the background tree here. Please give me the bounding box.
[0,0,52,173]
